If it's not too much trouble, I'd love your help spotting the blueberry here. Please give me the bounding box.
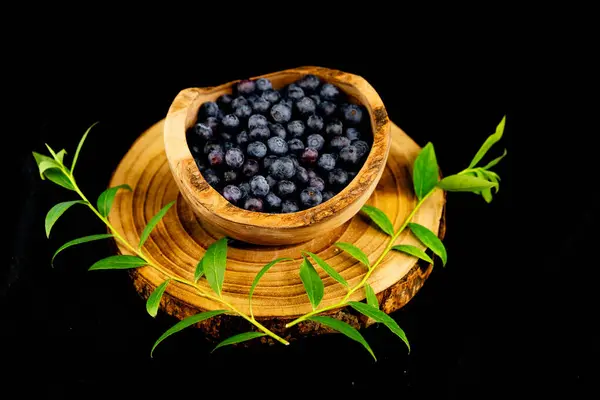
[285,83,305,101]
[217,94,233,109]
[339,145,359,164]
[307,169,318,179]
[277,180,296,198]
[242,159,260,177]
[281,200,299,213]
[279,98,293,109]
[251,97,270,114]
[326,119,344,136]
[203,169,220,188]
[267,136,288,155]
[343,104,364,125]
[194,158,206,172]
[225,148,245,169]
[199,101,219,118]
[204,142,222,155]
[318,101,337,117]
[295,166,309,183]
[270,103,292,123]
[247,141,267,158]
[287,120,305,138]
[317,153,336,171]
[236,79,256,95]
[308,176,325,192]
[287,138,304,154]
[266,175,278,188]
[261,89,281,104]
[239,182,251,199]
[222,114,240,132]
[223,170,238,183]
[208,149,225,167]
[306,134,325,151]
[205,116,219,131]
[300,187,323,208]
[295,96,316,115]
[297,74,321,92]
[288,154,300,168]
[249,125,270,141]
[322,190,335,202]
[269,157,295,179]
[248,114,268,130]
[320,83,341,101]
[244,197,264,212]
[352,140,370,158]
[328,168,348,187]
[268,123,286,139]
[329,135,351,151]
[346,128,361,141]
[255,78,272,92]
[265,192,282,210]
[232,96,248,109]
[263,155,278,170]
[309,94,321,105]
[236,130,249,146]
[250,175,270,197]
[223,184,242,204]
[300,147,319,166]
[234,104,252,119]
[307,114,324,132]
[194,122,214,141]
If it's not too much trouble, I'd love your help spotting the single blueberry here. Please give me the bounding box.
[287,138,304,154]
[277,180,296,198]
[281,199,299,213]
[203,168,220,188]
[295,97,316,115]
[318,101,337,117]
[255,78,272,92]
[244,197,264,212]
[317,153,336,171]
[199,101,219,118]
[232,96,248,109]
[267,136,288,155]
[222,184,242,204]
[250,175,270,197]
[285,83,305,101]
[236,79,256,95]
[308,177,325,192]
[352,140,370,158]
[222,114,240,132]
[247,141,267,159]
[270,103,292,123]
[326,119,344,136]
[320,83,341,101]
[208,149,225,167]
[309,94,321,105]
[307,169,318,179]
[268,123,287,139]
[225,148,245,169]
[234,104,252,119]
[223,170,238,183]
[249,126,270,141]
[296,74,321,92]
[329,136,351,151]
[269,157,295,180]
[346,128,361,141]
[295,166,309,184]
[194,122,214,141]
[300,147,319,166]
[265,192,282,210]
[328,168,349,187]
[261,89,281,104]
[307,114,324,132]
[217,94,233,109]
[287,120,305,138]
[248,114,268,130]
[339,145,359,165]
[343,104,363,125]
[236,131,249,146]
[242,159,260,177]
[204,142,222,155]
[306,134,325,151]
[251,97,270,114]
[300,187,323,208]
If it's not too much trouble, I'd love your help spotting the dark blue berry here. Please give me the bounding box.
[267,136,288,155]
[242,159,260,177]
[236,131,249,146]
[339,145,359,164]
[328,168,348,187]
[306,134,325,151]
[261,89,281,104]
[297,74,321,92]
[234,104,252,119]
[346,128,361,141]
[308,176,325,192]
[307,114,324,132]
[236,79,256,95]
[249,126,270,141]
[287,138,304,154]
[277,180,296,198]
[247,141,267,158]
[269,157,295,180]
[310,94,321,105]
[255,78,272,92]
[301,147,319,166]
[208,149,225,167]
[239,182,250,199]
[223,170,238,183]
[281,200,299,213]
[329,136,351,151]
[289,154,300,168]
[222,114,240,131]
[232,96,248,109]
[244,197,264,212]
[307,169,318,179]
[204,142,222,155]
[200,101,219,118]
[343,104,364,125]
[287,120,305,138]
[320,83,341,101]
[217,94,233,109]
[248,114,268,130]
[295,97,316,115]
[295,166,309,183]
[300,187,323,208]
[317,153,336,171]
[326,119,344,136]
[268,123,286,139]
[251,97,270,114]
[270,103,292,123]
[318,101,337,117]
[250,175,270,197]
[223,184,242,204]
[266,175,277,188]
[265,192,282,210]
[352,140,369,158]
[203,169,220,188]
[286,83,305,101]
[225,148,244,169]
[263,155,278,170]
[279,98,293,108]
[322,190,335,202]
[194,122,214,141]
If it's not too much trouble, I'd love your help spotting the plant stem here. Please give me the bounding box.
[285,190,435,328]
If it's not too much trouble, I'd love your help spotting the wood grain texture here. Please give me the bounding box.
[163,66,392,245]
[108,119,446,340]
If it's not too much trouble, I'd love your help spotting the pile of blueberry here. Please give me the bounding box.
[186,74,372,213]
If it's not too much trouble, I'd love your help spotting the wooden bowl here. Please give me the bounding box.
[163,66,391,245]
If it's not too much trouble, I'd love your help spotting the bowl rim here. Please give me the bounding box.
[164,66,391,230]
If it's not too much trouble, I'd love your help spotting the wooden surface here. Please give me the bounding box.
[163,66,392,245]
[108,119,446,340]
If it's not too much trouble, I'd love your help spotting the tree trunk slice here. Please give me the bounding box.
[108,119,446,343]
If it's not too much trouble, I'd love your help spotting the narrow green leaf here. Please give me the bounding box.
[482,148,507,170]
[438,174,497,192]
[299,256,324,310]
[335,242,370,268]
[304,251,348,287]
[97,184,133,218]
[203,237,228,297]
[146,279,170,318]
[408,223,447,266]
[45,144,59,160]
[45,200,86,238]
[138,200,176,248]
[474,170,493,203]
[360,205,394,236]
[44,169,75,190]
[52,233,114,266]
[468,115,506,168]
[71,122,99,174]
[412,142,439,201]
[88,255,146,271]
[194,258,204,282]
[33,152,55,179]
[55,149,67,165]
[249,258,292,318]
[349,302,410,352]
[392,244,434,264]
[212,332,267,352]
[151,310,227,357]
[481,170,501,193]
[309,316,376,361]
[364,283,379,309]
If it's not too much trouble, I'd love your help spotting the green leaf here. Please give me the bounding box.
[335,242,370,268]
[151,310,227,357]
[146,279,170,318]
[202,237,228,297]
[194,258,204,282]
[88,255,147,271]
[45,200,86,238]
[304,251,348,287]
[44,169,75,190]
[438,174,497,192]
[299,256,324,310]
[249,258,292,318]
[138,200,176,248]
[468,115,506,168]
[55,149,67,164]
[364,283,379,309]
[408,223,447,266]
[412,142,439,201]
[97,184,132,218]
[212,332,267,353]
[71,121,99,174]
[32,152,56,179]
[474,170,493,203]
[392,244,434,264]
[38,160,61,178]
[45,144,59,160]
[309,316,376,361]
[482,148,507,170]
[52,233,114,266]
[349,302,410,352]
[360,205,394,236]
[481,170,501,193]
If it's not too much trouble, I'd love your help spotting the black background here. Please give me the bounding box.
[3,16,598,398]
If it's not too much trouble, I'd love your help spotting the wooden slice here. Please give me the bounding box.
[108,120,446,341]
